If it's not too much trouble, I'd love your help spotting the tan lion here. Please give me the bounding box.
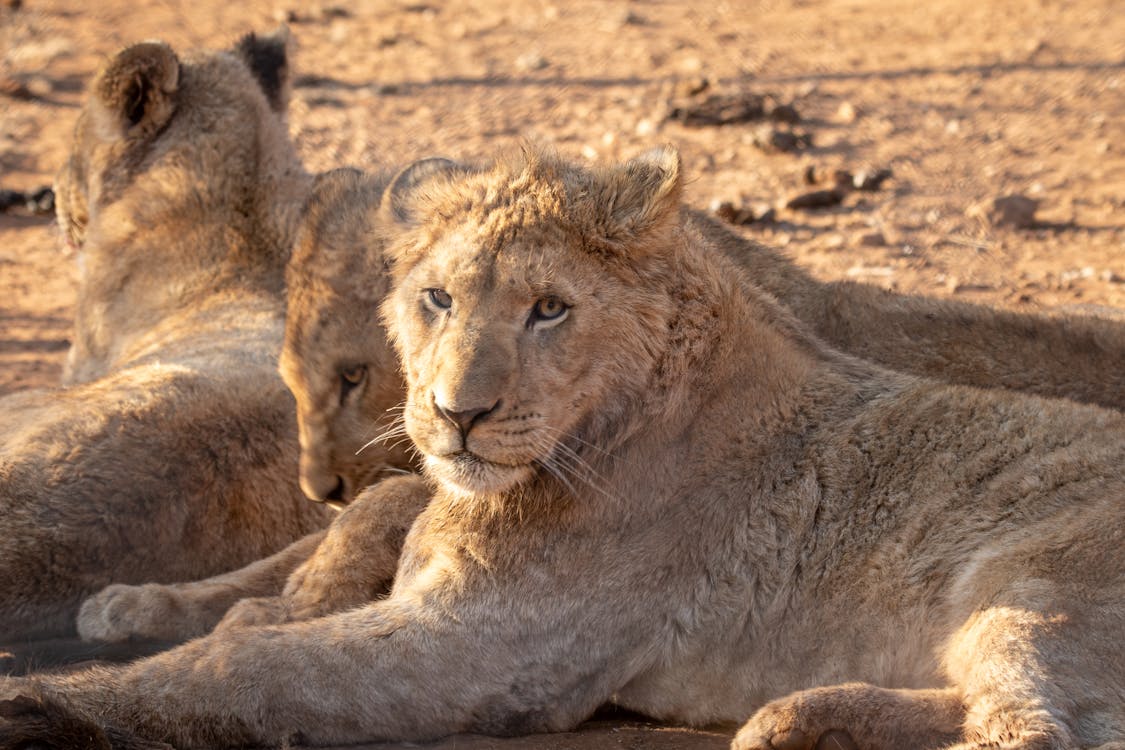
[9,146,1125,750]
[0,30,342,643]
[74,157,1125,646]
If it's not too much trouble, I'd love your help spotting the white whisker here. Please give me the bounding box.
[356,416,408,455]
[529,431,621,505]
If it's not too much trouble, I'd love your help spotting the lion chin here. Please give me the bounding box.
[424,452,534,495]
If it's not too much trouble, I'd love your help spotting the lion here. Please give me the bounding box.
[0,30,348,643]
[73,154,1125,647]
[74,168,423,643]
[707,219,1125,411]
[8,146,1124,750]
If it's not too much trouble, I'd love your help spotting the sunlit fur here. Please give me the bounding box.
[81,153,1125,645]
[279,168,416,505]
[0,30,336,643]
[26,149,1125,750]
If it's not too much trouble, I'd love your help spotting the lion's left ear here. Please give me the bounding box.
[581,145,683,246]
[382,157,468,226]
[89,41,180,141]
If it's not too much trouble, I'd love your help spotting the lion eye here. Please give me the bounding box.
[426,288,453,311]
[530,296,569,324]
[339,364,367,403]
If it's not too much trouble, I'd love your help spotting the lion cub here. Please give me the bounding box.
[0,31,342,642]
[77,157,1125,646]
[6,147,1123,750]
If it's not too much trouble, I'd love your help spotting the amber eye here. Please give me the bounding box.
[426,288,453,311]
[341,365,367,385]
[339,364,367,403]
[530,296,569,324]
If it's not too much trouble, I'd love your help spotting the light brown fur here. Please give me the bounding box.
[76,165,445,642]
[76,156,1125,646]
[77,156,1125,652]
[9,148,1124,750]
[707,218,1125,412]
[0,31,338,642]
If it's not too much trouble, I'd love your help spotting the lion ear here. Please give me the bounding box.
[90,41,180,141]
[299,167,369,234]
[234,26,293,113]
[383,157,467,226]
[584,145,683,245]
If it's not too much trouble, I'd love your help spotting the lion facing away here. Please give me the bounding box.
[9,147,1125,750]
[0,31,342,642]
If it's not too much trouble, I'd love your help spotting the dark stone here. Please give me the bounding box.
[27,186,54,215]
[667,92,766,127]
[0,189,24,212]
[786,188,845,210]
[769,102,801,123]
[753,124,812,153]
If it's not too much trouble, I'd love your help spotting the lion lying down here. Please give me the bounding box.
[11,27,1123,655]
[75,159,1125,647]
[5,147,1124,750]
[0,31,344,642]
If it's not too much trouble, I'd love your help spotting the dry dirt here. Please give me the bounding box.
[0,0,1123,748]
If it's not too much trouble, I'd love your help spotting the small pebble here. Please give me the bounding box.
[0,189,23,212]
[515,51,549,72]
[786,188,844,210]
[859,231,887,247]
[27,186,54,215]
[668,92,766,127]
[768,103,800,124]
[968,194,1038,229]
[673,77,710,99]
[835,101,857,123]
[852,168,893,191]
[752,124,811,154]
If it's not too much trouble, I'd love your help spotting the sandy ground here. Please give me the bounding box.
[1,0,1123,747]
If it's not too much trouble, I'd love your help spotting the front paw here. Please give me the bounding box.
[733,695,857,750]
[77,584,178,643]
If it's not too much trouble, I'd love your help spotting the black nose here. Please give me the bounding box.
[436,400,499,437]
[323,475,346,503]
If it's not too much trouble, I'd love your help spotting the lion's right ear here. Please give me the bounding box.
[382,157,467,227]
[234,26,293,113]
[90,41,180,141]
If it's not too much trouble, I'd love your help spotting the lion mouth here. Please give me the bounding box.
[428,450,532,494]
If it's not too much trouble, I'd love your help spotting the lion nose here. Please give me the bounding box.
[435,398,499,438]
[301,471,346,504]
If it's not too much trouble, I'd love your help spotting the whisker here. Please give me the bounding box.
[356,417,408,455]
[551,440,612,489]
[382,401,408,415]
[528,431,621,505]
[541,425,615,460]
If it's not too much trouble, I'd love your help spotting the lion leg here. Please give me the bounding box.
[935,601,1117,750]
[2,592,610,747]
[76,530,326,643]
[215,474,432,631]
[732,683,964,750]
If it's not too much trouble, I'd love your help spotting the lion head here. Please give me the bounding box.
[281,169,417,506]
[56,28,307,383]
[378,146,690,496]
[56,28,296,252]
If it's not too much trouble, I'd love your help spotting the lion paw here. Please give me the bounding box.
[77,583,183,643]
[732,696,858,750]
[214,597,290,632]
